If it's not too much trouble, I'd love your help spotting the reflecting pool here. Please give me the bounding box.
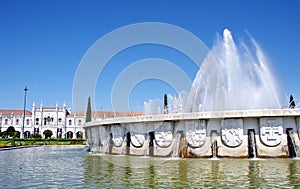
[0,146,300,188]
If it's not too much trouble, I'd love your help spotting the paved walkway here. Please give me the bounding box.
[0,145,41,151]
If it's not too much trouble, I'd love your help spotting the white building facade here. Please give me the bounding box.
[0,102,85,139]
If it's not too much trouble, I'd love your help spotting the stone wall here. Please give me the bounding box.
[85,109,300,158]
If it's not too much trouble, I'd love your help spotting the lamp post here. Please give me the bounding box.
[22,87,28,139]
[0,113,2,132]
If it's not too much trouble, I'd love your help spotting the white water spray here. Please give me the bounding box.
[146,29,282,113]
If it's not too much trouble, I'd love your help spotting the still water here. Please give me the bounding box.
[0,146,300,188]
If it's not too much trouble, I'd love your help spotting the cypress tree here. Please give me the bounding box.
[86,96,92,122]
[164,94,168,114]
[289,95,296,109]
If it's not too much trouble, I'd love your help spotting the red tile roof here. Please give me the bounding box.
[70,111,143,117]
[0,110,32,116]
[0,109,142,117]
[40,107,57,109]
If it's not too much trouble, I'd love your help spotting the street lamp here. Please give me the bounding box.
[22,87,28,139]
[0,113,2,132]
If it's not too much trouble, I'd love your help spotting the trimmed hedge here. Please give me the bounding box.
[0,138,86,147]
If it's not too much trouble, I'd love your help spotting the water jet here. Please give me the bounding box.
[248,129,257,158]
[287,128,298,158]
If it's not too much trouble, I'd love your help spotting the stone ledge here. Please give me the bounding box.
[84,108,300,128]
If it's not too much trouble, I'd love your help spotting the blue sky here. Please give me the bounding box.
[0,0,299,111]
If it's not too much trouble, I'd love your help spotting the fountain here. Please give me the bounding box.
[287,129,298,158]
[211,141,218,159]
[85,29,300,158]
[171,132,182,158]
[248,130,257,158]
[152,29,281,113]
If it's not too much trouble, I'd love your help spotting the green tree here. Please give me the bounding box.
[164,94,168,114]
[15,131,20,138]
[86,96,92,122]
[11,132,17,146]
[31,133,42,139]
[290,95,296,109]
[43,130,53,139]
[5,126,15,138]
[76,131,83,139]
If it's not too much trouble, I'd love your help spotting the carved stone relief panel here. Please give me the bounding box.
[155,122,173,148]
[260,118,283,147]
[185,120,206,148]
[111,125,125,147]
[221,119,243,147]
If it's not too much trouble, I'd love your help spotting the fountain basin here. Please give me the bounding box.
[84,109,300,158]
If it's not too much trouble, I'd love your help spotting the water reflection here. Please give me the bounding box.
[82,156,300,188]
[288,160,300,188]
[0,146,86,188]
[248,160,264,188]
[1,146,300,188]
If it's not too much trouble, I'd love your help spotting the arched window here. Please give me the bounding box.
[76,131,83,139]
[16,119,19,125]
[58,118,62,122]
[68,119,72,126]
[35,118,39,125]
[47,116,51,123]
[66,131,73,139]
[26,119,30,125]
[24,131,30,138]
[78,120,82,126]
[4,119,8,125]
